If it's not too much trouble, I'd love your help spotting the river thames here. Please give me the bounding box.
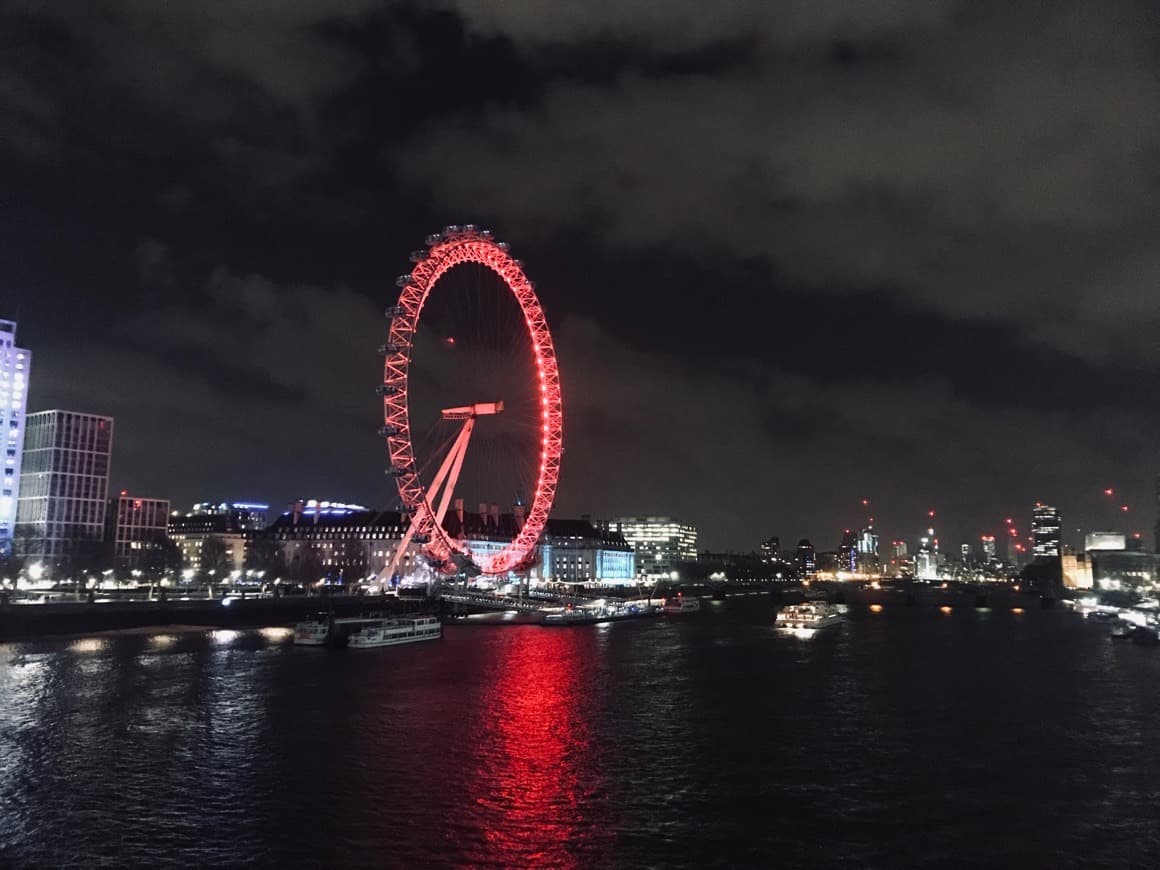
[3,598,1160,867]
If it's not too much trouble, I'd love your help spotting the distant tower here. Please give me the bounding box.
[915,528,938,580]
[1032,504,1061,559]
[760,535,780,563]
[0,320,31,553]
[980,535,996,563]
[795,538,816,577]
[839,529,857,572]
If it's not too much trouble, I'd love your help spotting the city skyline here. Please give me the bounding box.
[3,4,1159,550]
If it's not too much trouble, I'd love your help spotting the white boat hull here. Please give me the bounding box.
[776,614,843,630]
[346,618,442,649]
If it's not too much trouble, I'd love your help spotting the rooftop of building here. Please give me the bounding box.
[263,506,630,546]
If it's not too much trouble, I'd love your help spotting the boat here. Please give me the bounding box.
[775,602,844,632]
[542,601,660,626]
[293,616,330,646]
[346,616,442,649]
[663,595,701,614]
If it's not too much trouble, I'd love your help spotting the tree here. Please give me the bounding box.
[141,537,183,581]
[290,545,323,589]
[244,536,287,579]
[65,526,112,580]
[200,535,232,585]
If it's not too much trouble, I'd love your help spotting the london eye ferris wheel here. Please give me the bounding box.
[376,226,564,584]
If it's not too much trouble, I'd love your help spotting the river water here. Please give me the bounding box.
[2,598,1159,867]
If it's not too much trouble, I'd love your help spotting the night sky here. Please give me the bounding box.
[2,2,1158,552]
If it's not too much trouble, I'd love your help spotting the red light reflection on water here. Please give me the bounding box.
[465,628,607,867]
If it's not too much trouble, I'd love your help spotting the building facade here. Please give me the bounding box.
[611,516,698,582]
[1032,504,1062,559]
[15,410,113,573]
[108,494,170,572]
[0,320,30,553]
[533,518,636,585]
[915,529,939,580]
[167,501,272,576]
[263,504,409,585]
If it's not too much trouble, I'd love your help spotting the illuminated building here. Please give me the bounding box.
[258,504,635,587]
[15,410,113,573]
[264,504,409,584]
[612,516,698,582]
[915,529,938,580]
[1061,553,1093,589]
[0,320,30,553]
[1085,531,1126,552]
[839,529,857,572]
[1032,504,1061,559]
[795,538,817,577]
[167,500,272,574]
[980,535,996,563]
[532,518,635,586]
[1090,550,1159,589]
[856,527,880,575]
[760,535,780,563]
[107,494,170,571]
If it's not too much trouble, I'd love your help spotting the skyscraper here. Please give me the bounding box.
[1032,504,1061,560]
[795,538,816,577]
[980,535,996,563]
[15,410,113,573]
[915,529,938,580]
[0,320,31,553]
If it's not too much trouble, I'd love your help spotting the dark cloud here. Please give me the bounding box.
[2,0,1158,551]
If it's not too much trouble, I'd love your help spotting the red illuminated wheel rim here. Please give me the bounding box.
[382,226,563,575]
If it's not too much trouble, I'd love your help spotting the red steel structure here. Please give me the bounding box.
[380,226,563,576]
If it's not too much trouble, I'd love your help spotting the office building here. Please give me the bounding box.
[853,526,879,574]
[15,410,113,573]
[1032,504,1062,559]
[980,535,996,563]
[107,494,170,572]
[0,320,30,552]
[1085,531,1126,553]
[612,516,698,582]
[168,500,273,575]
[760,536,780,563]
[839,529,858,572]
[795,538,817,577]
[915,528,938,580]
